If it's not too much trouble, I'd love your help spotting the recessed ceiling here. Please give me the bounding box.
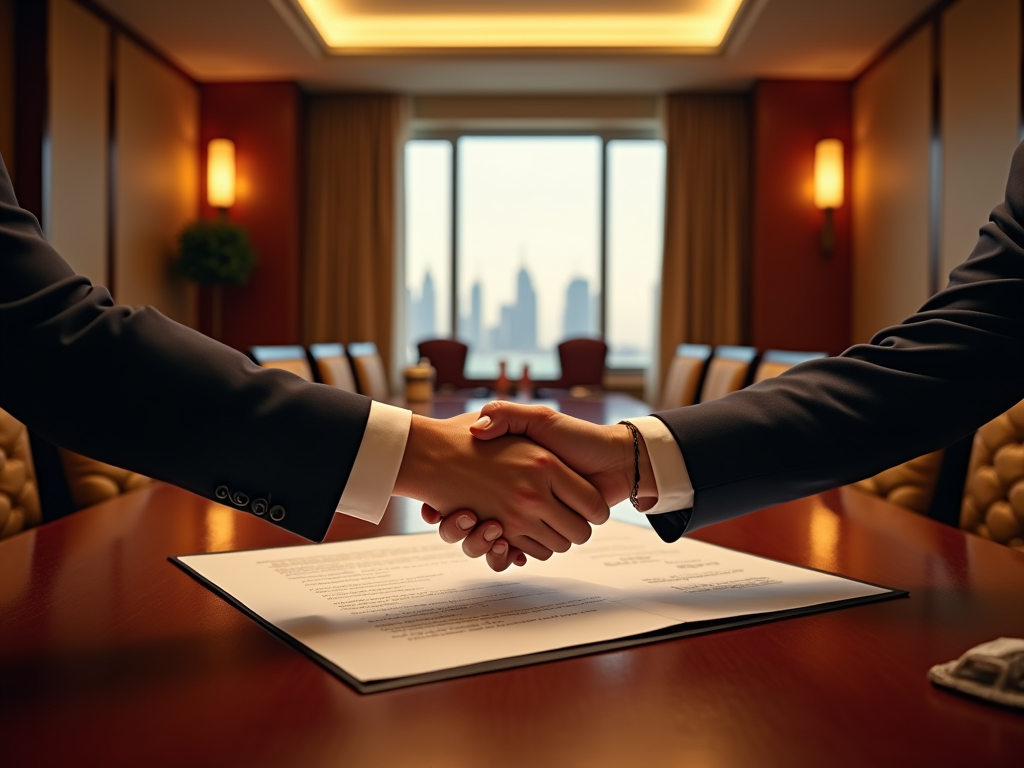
[93,0,936,93]
[285,0,746,53]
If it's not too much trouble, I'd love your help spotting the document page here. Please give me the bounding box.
[175,521,896,688]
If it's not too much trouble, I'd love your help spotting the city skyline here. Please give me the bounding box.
[409,266,600,354]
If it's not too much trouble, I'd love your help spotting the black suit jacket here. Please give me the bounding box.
[0,155,369,541]
[648,140,1024,542]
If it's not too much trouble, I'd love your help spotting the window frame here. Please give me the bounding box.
[407,127,663,375]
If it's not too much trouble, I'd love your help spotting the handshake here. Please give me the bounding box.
[393,400,659,572]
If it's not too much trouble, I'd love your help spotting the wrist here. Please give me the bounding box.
[394,414,439,499]
[617,422,658,511]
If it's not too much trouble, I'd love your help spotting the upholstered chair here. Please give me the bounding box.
[752,350,828,383]
[699,345,758,403]
[309,343,358,393]
[250,345,315,382]
[960,399,1024,552]
[556,338,608,389]
[852,450,946,515]
[417,339,470,389]
[0,408,42,540]
[658,344,712,410]
[348,342,390,401]
[57,449,152,511]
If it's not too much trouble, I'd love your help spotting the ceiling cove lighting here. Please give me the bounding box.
[814,138,844,257]
[287,0,748,53]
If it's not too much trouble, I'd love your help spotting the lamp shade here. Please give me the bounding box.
[814,139,844,210]
[207,139,236,209]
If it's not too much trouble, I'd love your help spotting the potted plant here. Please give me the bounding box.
[176,218,257,341]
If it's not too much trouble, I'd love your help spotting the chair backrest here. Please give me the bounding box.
[699,345,758,403]
[852,450,946,515]
[58,449,152,511]
[753,350,828,383]
[658,344,712,410]
[960,398,1024,552]
[309,343,358,393]
[0,407,41,540]
[348,342,390,401]
[417,339,469,389]
[249,345,314,382]
[557,338,608,388]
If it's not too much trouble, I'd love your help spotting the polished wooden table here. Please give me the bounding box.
[3,397,1024,766]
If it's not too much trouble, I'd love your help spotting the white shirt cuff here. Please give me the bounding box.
[630,415,694,515]
[335,400,412,525]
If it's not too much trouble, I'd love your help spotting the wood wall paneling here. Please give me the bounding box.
[47,0,108,285]
[12,0,47,220]
[199,82,303,350]
[0,0,14,181]
[852,27,932,344]
[940,0,1021,282]
[751,80,852,356]
[114,36,199,327]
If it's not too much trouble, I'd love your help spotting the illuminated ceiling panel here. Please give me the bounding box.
[285,0,749,53]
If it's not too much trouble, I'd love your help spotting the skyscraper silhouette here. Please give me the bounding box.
[512,266,537,350]
[563,277,591,339]
[408,270,437,346]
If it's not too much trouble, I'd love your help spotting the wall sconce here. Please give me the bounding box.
[207,138,236,211]
[814,138,844,257]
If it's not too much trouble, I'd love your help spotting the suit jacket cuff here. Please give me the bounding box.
[630,415,695,514]
[335,401,412,524]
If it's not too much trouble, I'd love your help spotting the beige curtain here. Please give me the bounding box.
[659,94,751,385]
[303,94,407,377]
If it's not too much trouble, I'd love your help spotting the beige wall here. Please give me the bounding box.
[413,94,660,130]
[0,0,14,181]
[852,28,932,343]
[940,0,1020,281]
[114,36,198,326]
[48,0,109,285]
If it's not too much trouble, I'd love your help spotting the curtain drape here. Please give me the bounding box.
[658,93,751,386]
[303,94,408,378]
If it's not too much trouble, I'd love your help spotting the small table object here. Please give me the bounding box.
[929,637,1024,709]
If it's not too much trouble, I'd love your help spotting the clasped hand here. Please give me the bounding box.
[402,403,656,572]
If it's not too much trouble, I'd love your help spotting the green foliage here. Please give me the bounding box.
[176,218,257,286]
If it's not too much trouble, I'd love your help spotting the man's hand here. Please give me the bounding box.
[421,402,658,567]
[394,411,610,562]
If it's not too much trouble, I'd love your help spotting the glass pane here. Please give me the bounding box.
[405,140,452,362]
[457,136,602,380]
[606,139,666,371]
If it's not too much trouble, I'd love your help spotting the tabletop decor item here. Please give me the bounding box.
[929,637,1024,709]
[176,218,257,341]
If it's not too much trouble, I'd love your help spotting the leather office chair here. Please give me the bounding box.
[699,345,758,403]
[309,343,358,393]
[659,344,712,410]
[556,338,608,389]
[249,345,314,382]
[417,339,470,390]
[852,450,947,515]
[57,449,152,511]
[0,407,42,540]
[753,350,828,383]
[960,398,1024,552]
[348,342,390,401]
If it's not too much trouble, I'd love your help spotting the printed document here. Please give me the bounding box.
[175,520,898,689]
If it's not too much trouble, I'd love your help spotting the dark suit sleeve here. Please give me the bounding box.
[652,140,1024,538]
[0,154,372,541]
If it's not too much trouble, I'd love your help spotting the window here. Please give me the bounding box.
[404,140,452,359]
[404,134,665,377]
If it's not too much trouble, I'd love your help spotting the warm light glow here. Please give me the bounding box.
[814,139,844,210]
[207,138,236,209]
[293,0,746,51]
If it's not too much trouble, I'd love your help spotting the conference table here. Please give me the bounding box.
[2,392,1024,767]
